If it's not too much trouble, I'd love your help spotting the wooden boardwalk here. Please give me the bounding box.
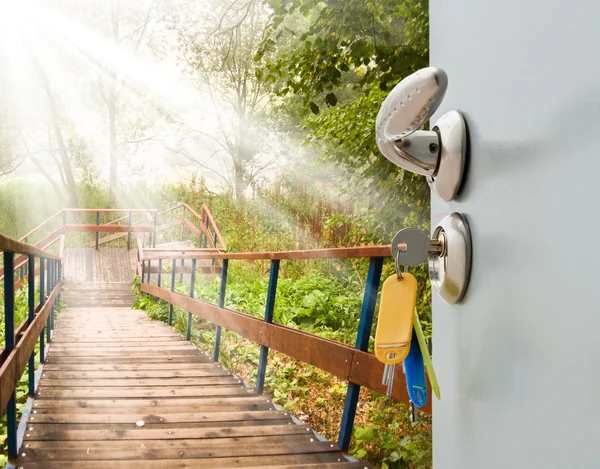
[17,248,365,468]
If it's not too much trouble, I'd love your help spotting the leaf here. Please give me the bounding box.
[309,102,320,115]
[325,92,338,106]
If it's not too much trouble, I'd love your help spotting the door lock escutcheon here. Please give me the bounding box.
[376,67,467,202]
[393,213,472,304]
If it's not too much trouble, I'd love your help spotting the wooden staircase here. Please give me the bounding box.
[61,247,135,308]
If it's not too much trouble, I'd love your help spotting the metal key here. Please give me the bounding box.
[382,363,395,398]
[391,228,430,268]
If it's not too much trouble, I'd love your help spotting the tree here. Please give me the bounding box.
[255,0,430,233]
[174,0,279,200]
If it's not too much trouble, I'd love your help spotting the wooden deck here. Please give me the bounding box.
[17,247,365,467]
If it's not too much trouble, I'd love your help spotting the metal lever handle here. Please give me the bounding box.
[376,67,468,202]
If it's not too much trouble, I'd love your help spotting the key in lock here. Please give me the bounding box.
[392,228,430,268]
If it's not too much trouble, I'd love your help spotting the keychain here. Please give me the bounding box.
[374,258,417,398]
[375,228,441,406]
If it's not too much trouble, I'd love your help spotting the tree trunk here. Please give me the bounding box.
[43,87,79,208]
[108,4,119,207]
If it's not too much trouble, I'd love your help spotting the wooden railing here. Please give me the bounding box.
[152,203,227,251]
[138,243,428,452]
[0,233,63,461]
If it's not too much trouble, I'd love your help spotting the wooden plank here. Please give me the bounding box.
[25,423,308,440]
[64,208,158,213]
[31,396,268,409]
[18,458,367,469]
[27,418,292,431]
[142,244,402,261]
[64,225,153,233]
[39,377,239,387]
[25,434,316,450]
[27,410,288,424]
[19,440,337,461]
[34,387,254,399]
[182,216,203,239]
[41,363,222,371]
[17,456,364,469]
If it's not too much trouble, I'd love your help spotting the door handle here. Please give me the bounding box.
[376,67,467,202]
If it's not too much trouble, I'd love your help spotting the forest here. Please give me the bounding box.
[0,0,432,467]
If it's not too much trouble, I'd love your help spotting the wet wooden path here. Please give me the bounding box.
[17,248,365,468]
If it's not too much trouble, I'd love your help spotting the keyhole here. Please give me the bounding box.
[386,352,397,360]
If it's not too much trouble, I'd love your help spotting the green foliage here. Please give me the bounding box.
[258,0,429,109]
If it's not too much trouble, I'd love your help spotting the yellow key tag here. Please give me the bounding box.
[374,273,418,364]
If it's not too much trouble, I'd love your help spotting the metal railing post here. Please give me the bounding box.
[27,255,35,396]
[203,215,209,248]
[3,252,17,459]
[256,260,280,394]
[153,211,158,248]
[212,232,218,266]
[46,259,52,344]
[186,259,196,340]
[169,259,176,325]
[39,257,45,363]
[147,260,152,285]
[338,256,383,451]
[157,259,162,288]
[127,212,132,250]
[141,260,145,284]
[95,211,100,250]
[180,254,184,283]
[213,258,228,362]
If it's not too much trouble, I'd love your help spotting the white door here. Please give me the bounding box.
[431,1,600,468]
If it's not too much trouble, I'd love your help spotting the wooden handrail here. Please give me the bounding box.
[63,208,158,213]
[181,203,216,248]
[0,233,61,260]
[143,247,223,252]
[140,278,430,414]
[141,244,405,262]
[19,210,63,242]
[202,203,226,250]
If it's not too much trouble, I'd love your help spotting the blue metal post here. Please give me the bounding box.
[157,259,162,287]
[256,260,280,394]
[141,261,145,284]
[202,215,209,248]
[58,260,62,304]
[46,259,52,343]
[39,258,45,363]
[338,256,383,451]
[212,233,218,266]
[147,260,152,285]
[127,212,132,250]
[186,259,196,340]
[27,255,35,396]
[169,259,176,325]
[153,212,158,248]
[3,252,17,459]
[95,211,100,250]
[180,255,184,283]
[213,258,228,362]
